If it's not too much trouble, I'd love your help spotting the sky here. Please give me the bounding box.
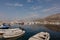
[0,0,60,20]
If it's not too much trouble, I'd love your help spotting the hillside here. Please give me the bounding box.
[44,13,60,22]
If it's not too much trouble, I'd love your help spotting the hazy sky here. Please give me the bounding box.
[0,0,60,20]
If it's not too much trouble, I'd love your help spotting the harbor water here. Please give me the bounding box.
[16,24,60,40]
[0,24,60,40]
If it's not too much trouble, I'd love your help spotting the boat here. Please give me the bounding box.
[0,28,25,40]
[0,23,10,29]
[29,32,50,40]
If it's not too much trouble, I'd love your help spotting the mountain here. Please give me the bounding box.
[44,13,60,22]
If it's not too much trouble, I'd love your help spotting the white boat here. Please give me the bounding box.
[29,32,50,40]
[0,28,25,40]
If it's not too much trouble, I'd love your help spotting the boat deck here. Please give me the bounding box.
[0,28,25,38]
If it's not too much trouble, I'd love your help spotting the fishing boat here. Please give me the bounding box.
[0,24,25,40]
[29,32,50,40]
[0,28,25,40]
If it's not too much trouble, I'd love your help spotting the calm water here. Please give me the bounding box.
[1,24,60,40]
[14,24,60,40]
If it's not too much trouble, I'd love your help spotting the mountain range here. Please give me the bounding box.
[35,13,60,22]
[45,13,60,21]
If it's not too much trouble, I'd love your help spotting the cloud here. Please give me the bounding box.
[27,0,33,2]
[45,0,52,2]
[23,12,40,20]
[6,3,23,7]
[28,13,39,18]
[31,6,42,10]
[0,13,5,17]
[42,7,60,12]
[0,13,8,20]
[41,6,60,14]
[36,0,52,2]
[42,7,56,12]
[46,0,52,2]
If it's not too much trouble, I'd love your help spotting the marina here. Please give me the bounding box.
[0,0,60,40]
[0,21,60,40]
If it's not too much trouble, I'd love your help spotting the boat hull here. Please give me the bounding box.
[29,32,50,40]
[0,28,25,40]
[5,32,25,40]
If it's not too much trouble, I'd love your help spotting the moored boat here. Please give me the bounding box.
[29,32,50,40]
[0,28,25,40]
[0,23,10,29]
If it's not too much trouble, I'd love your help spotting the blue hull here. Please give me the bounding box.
[0,27,9,29]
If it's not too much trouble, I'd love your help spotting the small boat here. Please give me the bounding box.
[29,32,50,40]
[0,25,9,29]
[0,28,25,40]
[0,23,10,29]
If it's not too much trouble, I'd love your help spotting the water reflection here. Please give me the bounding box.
[44,24,60,32]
